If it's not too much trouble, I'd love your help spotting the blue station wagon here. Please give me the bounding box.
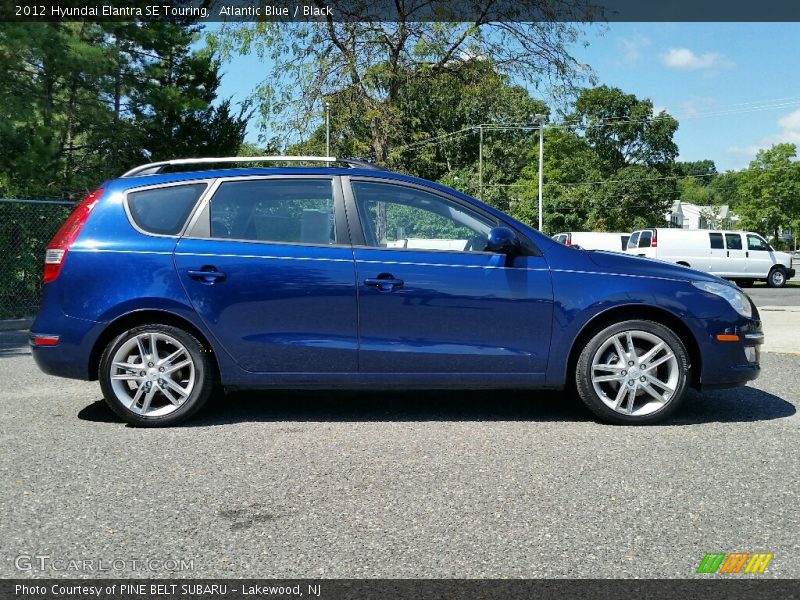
[31,156,763,426]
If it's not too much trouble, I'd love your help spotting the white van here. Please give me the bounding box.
[626,228,796,288]
[552,231,630,252]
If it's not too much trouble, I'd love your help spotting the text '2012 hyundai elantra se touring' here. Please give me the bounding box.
[30,156,763,426]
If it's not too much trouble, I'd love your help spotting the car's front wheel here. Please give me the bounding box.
[575,320,690,425]
[99,324,214,427]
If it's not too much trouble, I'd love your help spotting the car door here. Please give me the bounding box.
[720,232,747,277]
[745,233,773,277]
[343,177,553,377]
[174,176,358,373]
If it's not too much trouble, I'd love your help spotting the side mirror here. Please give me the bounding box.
[486,226,519,254]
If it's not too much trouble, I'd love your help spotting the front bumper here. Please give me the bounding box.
[787,268,796,280]
[698,317,763,389]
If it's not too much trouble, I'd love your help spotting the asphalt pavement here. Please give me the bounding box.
[745,284,800,308]
[0,325,798,579]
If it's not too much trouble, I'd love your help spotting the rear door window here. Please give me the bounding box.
[709,232,724,249]
[127,183,207,235]
[208,179,337,245]
[638,230,652,248]
[725,233,743,250]
[627,231,640,249]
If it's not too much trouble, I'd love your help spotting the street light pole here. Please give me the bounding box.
[536,114,545,231]
[478,125,484,199]
[325,101,331,158]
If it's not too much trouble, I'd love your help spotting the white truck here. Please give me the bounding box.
[626,228,796,288]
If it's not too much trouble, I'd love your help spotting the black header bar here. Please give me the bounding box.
[2,0,800,23]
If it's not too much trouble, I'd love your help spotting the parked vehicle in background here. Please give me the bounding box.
[626,228,796,288]
[30,157,764,427]
[552,231,630,252]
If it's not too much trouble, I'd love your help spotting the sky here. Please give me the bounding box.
[211,22,800,172]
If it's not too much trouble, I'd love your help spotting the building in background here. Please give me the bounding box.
[666,201,738,230]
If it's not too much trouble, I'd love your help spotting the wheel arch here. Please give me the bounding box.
[88,309,220,382]
[565,304,702,389]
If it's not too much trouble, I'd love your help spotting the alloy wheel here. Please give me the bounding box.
[108,332,196,417]
[590,329,680,417]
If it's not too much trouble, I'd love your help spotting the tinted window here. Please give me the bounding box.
[638,230,652,248]
[725,233,743,250]
[209,179,336,245]
[128,183,206,235]
[709,232,724,249]
[351,181,495,252]
[621,235,630,250]
[627,231,640,249]
[747,234,769,251]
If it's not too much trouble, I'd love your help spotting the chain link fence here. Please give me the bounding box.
[0,199,74,319]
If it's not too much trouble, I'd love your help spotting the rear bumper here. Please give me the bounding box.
[30,311,105,380]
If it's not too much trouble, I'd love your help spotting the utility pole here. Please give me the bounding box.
[478,125,484,199]
[325,101,331,158]
[536,114,545,231]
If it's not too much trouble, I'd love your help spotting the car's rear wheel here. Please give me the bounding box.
[99,324,214,426]
[575,320,690,424]
[767,267,787,288]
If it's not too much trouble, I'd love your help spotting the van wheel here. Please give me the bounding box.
[767,267,787,288]
[734,279,754,288]
[575,320,690,425]
[677,261,690,267]
[99,324,214,427]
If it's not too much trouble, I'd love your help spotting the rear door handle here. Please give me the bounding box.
[364,275,404,291]
[187,268,226,283]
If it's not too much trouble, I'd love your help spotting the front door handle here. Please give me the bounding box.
[187,267,226,283]
[364,274,404,292]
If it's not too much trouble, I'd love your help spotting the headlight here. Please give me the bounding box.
[692,281,752,319]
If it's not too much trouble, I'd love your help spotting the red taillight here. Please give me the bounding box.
[43,188,104,284]
[565,234,572,247]
[651,229,658,248]
[32,335,60,346]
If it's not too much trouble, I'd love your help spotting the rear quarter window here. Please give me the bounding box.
[127,183,207,235]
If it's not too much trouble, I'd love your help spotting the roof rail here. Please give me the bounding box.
[120,156,384,177]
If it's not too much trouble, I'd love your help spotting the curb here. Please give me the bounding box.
[0,318,33,332]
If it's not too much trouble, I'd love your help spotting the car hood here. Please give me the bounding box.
[586,251,727,285]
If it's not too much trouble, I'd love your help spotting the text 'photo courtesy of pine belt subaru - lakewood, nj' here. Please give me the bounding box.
[30,156,764,427]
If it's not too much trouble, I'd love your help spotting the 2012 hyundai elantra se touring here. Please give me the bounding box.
[30,156,763,426]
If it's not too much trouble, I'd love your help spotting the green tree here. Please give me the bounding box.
[736,143,800,244]
[571,85,678,173]
[563,86,681,231]
[208,3,593,163]
[675,159,717,182]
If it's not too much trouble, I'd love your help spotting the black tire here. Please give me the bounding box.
[734,279,754,288]
[767,267,787,288]
[575,319,690,425]
[99,324,214,427]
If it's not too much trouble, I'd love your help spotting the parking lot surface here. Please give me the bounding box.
[1,320,798,579]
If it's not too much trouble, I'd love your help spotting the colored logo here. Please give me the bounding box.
[696,552,773,574]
